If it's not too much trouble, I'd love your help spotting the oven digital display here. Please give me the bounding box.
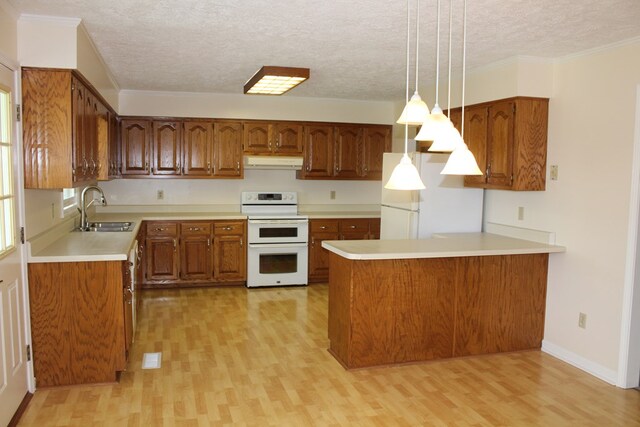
[259,253,298,274]
[259,227,298,238]
[258,193,282,201]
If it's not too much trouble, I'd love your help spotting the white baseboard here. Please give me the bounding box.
[542,340,618,385]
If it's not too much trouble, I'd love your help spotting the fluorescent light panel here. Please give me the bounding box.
[244,66,309,95]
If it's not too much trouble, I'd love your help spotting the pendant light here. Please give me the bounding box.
[385,0,426,190]
[415,0,455,143]
[396,0,430,126]
[442,0,482,175]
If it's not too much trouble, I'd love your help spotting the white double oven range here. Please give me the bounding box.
[241,191,309,288]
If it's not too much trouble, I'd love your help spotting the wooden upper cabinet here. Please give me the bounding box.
[108,113,121,178]
[334,126,362,178]
[243,121,303,155]
[486,101,515,188]
[214,121,243,177]
[243,122,271,153]
[183,121,214,176]
[462,97,548,191]
[361,126,390,179]
[22,68,115,189]
[96,103,110,181]
[272,123,303,154]
[151,120,182,176]
[298,124,335,178]
[121,119,151,176]
[463,105,489,187]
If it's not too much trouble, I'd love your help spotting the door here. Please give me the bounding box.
[243,122,271,153]
[301,125,334,178]
[121,119,151,175]
[486,101,515,188]
[213,121,242,177]
[362,126,389,179]
[183,121,213,176]
[152,120,181,176]
[0,63,29,426]
[463,105,489,187]
[334,126,361,178]
[272,123,303,154]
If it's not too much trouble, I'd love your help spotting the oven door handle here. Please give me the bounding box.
[248,219,309,224]
[248,243,308,249]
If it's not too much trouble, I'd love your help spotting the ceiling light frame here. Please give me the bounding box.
[244,66,310,95]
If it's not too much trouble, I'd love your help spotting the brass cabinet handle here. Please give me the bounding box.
[154,227,167,232]
[82,158,88,173]
[175,162,180,172]
[173,238,177,250]
[145,161,149,172]
[236,161,240,171]
[207,238,211,248]
[240,238,243,247]
[207,162,211,173]
[350,225,356,229]
[223,226,232,231]
[320,226,327,230]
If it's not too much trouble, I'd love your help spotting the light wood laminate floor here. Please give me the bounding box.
[19,284,640,426]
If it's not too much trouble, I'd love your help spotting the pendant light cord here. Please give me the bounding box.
[461,0,467,138]
[404,0,410,154]
[446,0,452,116]
[434,0,441,105]
[414,0,420,94]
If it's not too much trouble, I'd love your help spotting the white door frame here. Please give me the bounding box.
[618,84,640,388]
[0,51,35,393]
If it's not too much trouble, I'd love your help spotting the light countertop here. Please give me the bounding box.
[28,209,380,263]
[321,233,566,260]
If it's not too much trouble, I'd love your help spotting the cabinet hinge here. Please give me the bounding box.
[510,174,514,185]
[26,344,31,361]
[16,104,21,122]
[20,227,25,244]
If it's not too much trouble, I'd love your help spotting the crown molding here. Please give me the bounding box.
[18,13,81,26]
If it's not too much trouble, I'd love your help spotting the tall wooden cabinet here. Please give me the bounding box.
[22,68,115,188]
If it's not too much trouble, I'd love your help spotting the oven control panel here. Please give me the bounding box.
[241,191,297,205]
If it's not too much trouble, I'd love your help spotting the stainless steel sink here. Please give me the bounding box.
[75,221,135,232]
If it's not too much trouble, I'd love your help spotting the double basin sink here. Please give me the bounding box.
[75,221,135,232]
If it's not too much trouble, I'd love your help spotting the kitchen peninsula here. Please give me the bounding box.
[322,233,565,369]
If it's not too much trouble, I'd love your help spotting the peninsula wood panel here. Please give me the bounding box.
[454,254,549,356]
[28,261,126,387]
[328,252,550,369]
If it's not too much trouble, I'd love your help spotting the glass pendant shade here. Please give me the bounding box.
[441,143,482,175]
[428,125,464,152]
[415,105,455,142]
[396,91,430,125]
[384,153,426,190]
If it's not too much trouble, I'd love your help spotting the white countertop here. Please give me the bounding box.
[321,233,566,260]
[28,209,381,263]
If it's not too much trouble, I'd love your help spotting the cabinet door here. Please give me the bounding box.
[273,123,303,154]
[152,120,182,176]
[180,222,213,281]
[213,235,245,282]
[121,119,151,175]
[487,101,515,188]
[243,122,271,154]
[463,105,489,187]
[71,77,87,182]
[334,126,361,178]
[122,262,133,353]
[108,113,120,178]
[309,219,340,282]
[183,121,213,176]
[145,237,179,281]
[84,92,99,179]
[361,126,390,179]
[213,121,243,177]
[300,125,334,178]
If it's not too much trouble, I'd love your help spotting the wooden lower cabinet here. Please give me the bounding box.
[328,253,549,369]
[308,217,380,283]
[142,220,246,288]
[28,260,133,387]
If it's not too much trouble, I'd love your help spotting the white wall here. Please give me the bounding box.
[0,0,17,62]
[481,41,640,381]
[17,15,78,69]
[76,24,119,110]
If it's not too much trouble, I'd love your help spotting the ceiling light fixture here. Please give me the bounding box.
[385,0,426,190]
[244,66,310,95]
[441,0,482,175]
[396,0,430,126]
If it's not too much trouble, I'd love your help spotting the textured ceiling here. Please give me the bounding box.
[7,0,640,101]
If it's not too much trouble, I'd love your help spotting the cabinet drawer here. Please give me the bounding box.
[214,221,244,235]
[310,219,339,233]
[340,219,370,232]
[146,221,178,236]
[180,222,212,235]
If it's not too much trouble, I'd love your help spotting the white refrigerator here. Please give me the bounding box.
[380,152,484,239]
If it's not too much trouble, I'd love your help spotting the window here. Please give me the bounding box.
[0,86,15,256]
[62,187,77,214]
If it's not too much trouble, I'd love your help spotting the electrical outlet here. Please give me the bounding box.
[518,206,524,221]
[578,312,587,329]
[157,190,164,200]
[330,190,336,200]
[550,165,559,181]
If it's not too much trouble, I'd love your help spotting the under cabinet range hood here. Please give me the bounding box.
[243,155,304,170]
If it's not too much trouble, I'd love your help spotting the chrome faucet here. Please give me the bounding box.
[79,186,107,231]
